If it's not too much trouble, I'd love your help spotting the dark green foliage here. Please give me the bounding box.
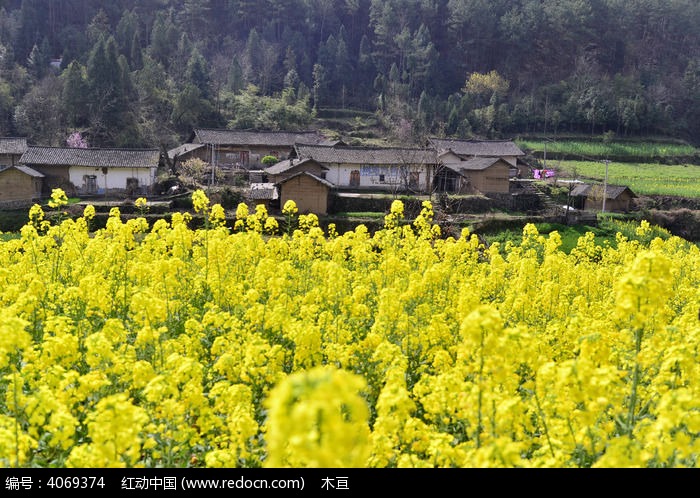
[61,61,89,127]
[0,209,29,232]
[85,36,141,146]
[219,187,244,210]
[2,1,700,145]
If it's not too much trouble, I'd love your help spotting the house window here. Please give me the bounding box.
[319,171,327,180]
[379,174,385,183]
[409,172,419,189]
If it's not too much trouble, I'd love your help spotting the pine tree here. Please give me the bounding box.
[227,56,244,94]
[149,9,178,69]
[184,46,211,101]
[61,60,88,127]
[16,0,43,65]
[27,40,48,80]
[130,31,143,71]
[244,28,263,87]
[86,36,130,146]
[87,9,110,45]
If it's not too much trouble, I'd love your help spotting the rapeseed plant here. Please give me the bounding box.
[0,199,697,468]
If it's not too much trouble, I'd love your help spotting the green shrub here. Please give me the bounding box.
[262,155,279,166]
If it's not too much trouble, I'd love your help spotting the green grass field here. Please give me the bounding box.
[332,212,386,219]
[516,139,698,160]
[550,160,700,197]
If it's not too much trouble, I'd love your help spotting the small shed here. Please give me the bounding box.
[247,182,279,210]
[433,164,473,193]
[0,165,44,203]
[570,184,637,212]
[278,171,334,215]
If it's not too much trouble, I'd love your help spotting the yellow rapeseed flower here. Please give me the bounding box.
[264,366,370,467]
[191,189,210,214]
[48,188,68,209]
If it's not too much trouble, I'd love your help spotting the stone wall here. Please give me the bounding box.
[0,199,34,210]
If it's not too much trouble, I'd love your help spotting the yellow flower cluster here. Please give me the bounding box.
[48,188,68,209]
[0,196,698,468]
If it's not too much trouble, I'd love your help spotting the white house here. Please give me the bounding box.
[19,146,161,196]
[293,143,437,193]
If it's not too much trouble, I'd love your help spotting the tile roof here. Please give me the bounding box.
[429,137,525,157]
[247,182,279,200]
[444,157,508,172]
[0,165,44,177]
[263,157,327,175]
[15,165,44,177]
[193,129,327,146]
[0,137,28,155]
[295,144,437,165]
[168,143,205,160]
[20,146,161,168]
[263,159,293,175]
[279,171,335,188]
[318,138,347,146]
[570,184,636,199]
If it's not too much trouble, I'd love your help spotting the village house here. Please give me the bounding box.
[0,165,43,205]
[0,137,28,168]
[185,128,328,170]
[428,137,526,167]
[19,146,161,196]
[428,137,526,194]
[433,157,513,194]
[293,143,437,193]
[570,184,637,212]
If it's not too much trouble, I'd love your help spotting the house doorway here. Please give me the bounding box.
[350,170,360,187]
[84,175,97,194]
[409,172,419,189]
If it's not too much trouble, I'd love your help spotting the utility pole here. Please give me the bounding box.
[543,92,548,169]
[543,141,547,169]
[565,181,573,225]
[210,143,215,188]
[602,159,609,213]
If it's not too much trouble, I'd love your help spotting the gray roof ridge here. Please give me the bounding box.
[26,145,160,151]
[298,143,432,151]
[196,127,322,133]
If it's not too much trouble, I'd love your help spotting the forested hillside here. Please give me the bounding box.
[2,0,700,150]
